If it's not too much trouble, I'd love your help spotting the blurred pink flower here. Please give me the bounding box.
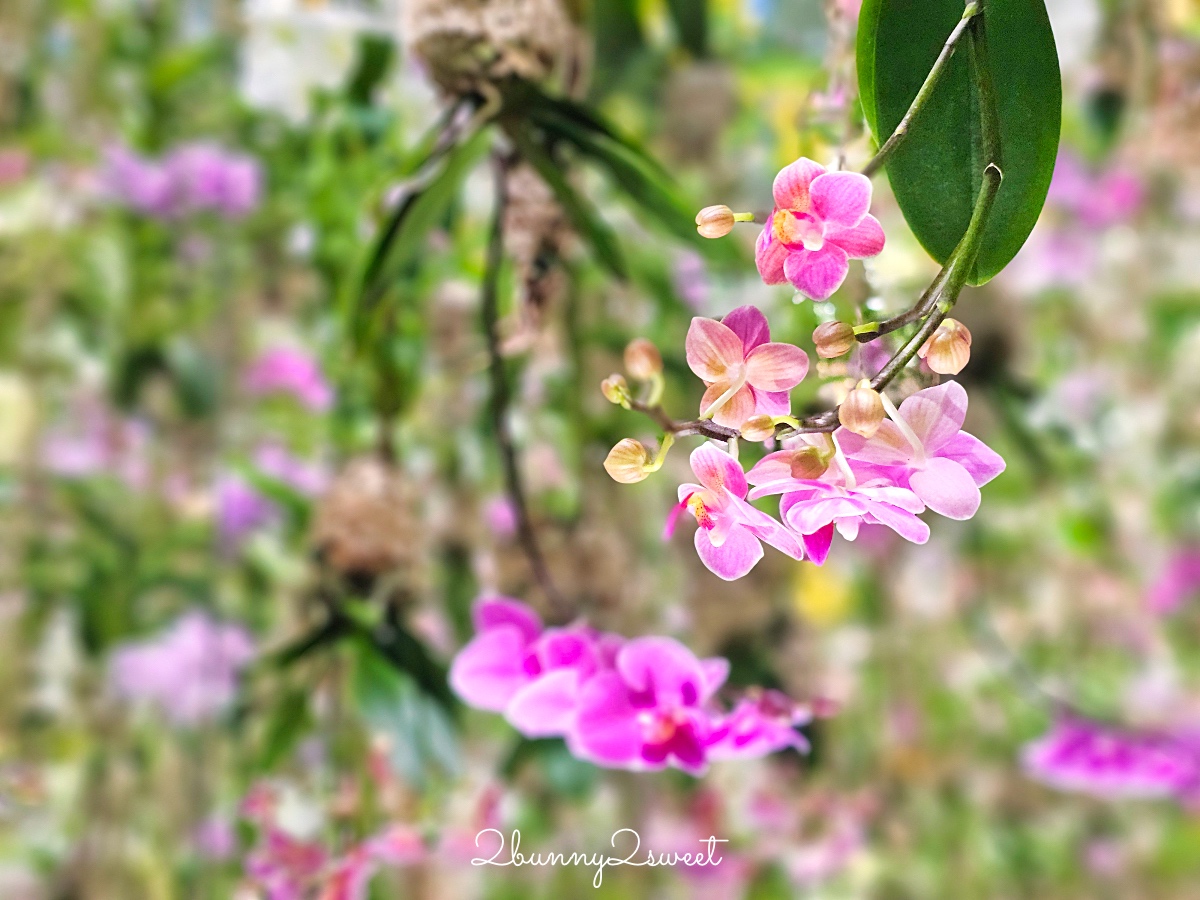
[686,305,809,428]
[246,829,328,900]
[756,158,885,300]
[41,399,150,490]
[102,142,260,219]
[708,689,812,761]
[482,495,517,538]
[1048,151,1144,229]
[0,149,31,187]
[1147,547,1200,616]
[110,610,255,726]
[1022,717,1200,801]
[569,637,732,776]
[244,347,333,411]
[673,251,711,310]
[835,381,1006,520]
[194,815,238,861]
[254,442,330,497]
[666,442,805,580]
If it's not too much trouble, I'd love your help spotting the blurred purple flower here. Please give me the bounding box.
[194,814,238,861]
[216,473,278,548]
[102,142,261,219]
[1147,547,1200,616]
[244,347,333,411]
[707,689,811,761]
[109,610,255,726]
[1022,717,1200,801]
[1048,151,1145,229]
[673,251,711,310]
[482,495,517,539]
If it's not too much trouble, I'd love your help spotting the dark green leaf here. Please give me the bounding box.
[259,688,313,769]
[666,0,709,58]
[857,0,1061,282]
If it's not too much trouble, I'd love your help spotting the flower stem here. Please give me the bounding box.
[861,0,981,178]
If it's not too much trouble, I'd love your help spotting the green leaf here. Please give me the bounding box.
[352,641,460,786]
[507,124,628,278]
[353,128,490,345]
[665,0,709,58]
[857,0,1061,283]
[259,688,313,770]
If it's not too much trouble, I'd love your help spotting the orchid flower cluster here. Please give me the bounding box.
[102,143,261,220]
[605,156,1006,580]
[449,596,812,776]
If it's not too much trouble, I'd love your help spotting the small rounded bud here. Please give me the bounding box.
[623,338,663,380]
[839,380,885,437]
[789,445,831,479]
[695,205,736,239]
[600,374,630,406]
[740,415,776,441]
[918,318,972,375]
[604,438,651,484]
[813,321,856,359]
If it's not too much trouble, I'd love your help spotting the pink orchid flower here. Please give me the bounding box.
[708,689,812,761]
[1147,547,1200,616]
[685,305,809,429]
[567,637,732,776]
[756,158,885,300]
[1022,718,1200,801]
[244,347,334,412]
[834,381,1006,520]
[666,443,806,581]
[747,457,928,566]
[447,596,621,737]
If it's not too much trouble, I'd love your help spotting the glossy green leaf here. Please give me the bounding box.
[857,0,1061,283]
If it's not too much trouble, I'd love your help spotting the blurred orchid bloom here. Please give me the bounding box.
[835,381,1006,520]
[1022,718,1200,802]
[1047,151,1144,229]
[707,689,812,761]
[748,455,928,566]
[755,158,885,300]
[244,347,334,411]
[254,442,330,497]
[110,611,255,726]
[216,473,278,549]
[666,443,805,581]
[166,143,261,218]
[568,637,732,776]
[245,829,328,900]
[685,305,809,429]
[448,596,622,737]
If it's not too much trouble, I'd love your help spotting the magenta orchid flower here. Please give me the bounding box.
[666,443,806,580]
[708,689,812,761]
[834,381,1006,520]
[448,596,621,737]
[1022,718,1200,802]
[685,305,809,429]
[244,347,333,412]
[755,158,885,300]
[1147,547,1200,616]
[748,459,928,566]
[568,637,732,776]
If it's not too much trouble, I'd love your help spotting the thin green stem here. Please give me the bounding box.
[861,0,981,178]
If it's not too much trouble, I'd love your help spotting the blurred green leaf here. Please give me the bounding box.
[857,0,1061,282]
[351,640,460,785]
[259,687,313,770]
[665,0,709,58]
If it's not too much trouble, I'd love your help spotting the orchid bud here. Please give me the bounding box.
[604,438,651,484]
[740,415,777,441]
[695,205,736,239]
[918,318,972,375]
[600,374,630,407]
[623,338,663,380]
[813,321,856,359]
[838,380,885,437]
[789,445,830,479]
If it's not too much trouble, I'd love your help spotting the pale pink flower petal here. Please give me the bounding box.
[448,628,531,711]
[784,245,850,300]
[809,171,872,228]
[689,443,749,498]
[721,305,772,353]
[695,524,763,581]
[505,669,582,737]
[752,388,792,419]
[686,317,744,382]
[772,157,826,210]
[939,432,1006,486]
[702,381,757,429]
[755,222,789,284]
[909,457,980,520]
[826,214,885,257]
[745,343,810,392]
[834,422,912,466]
[863,503,930,544]
[896,380,967,451]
